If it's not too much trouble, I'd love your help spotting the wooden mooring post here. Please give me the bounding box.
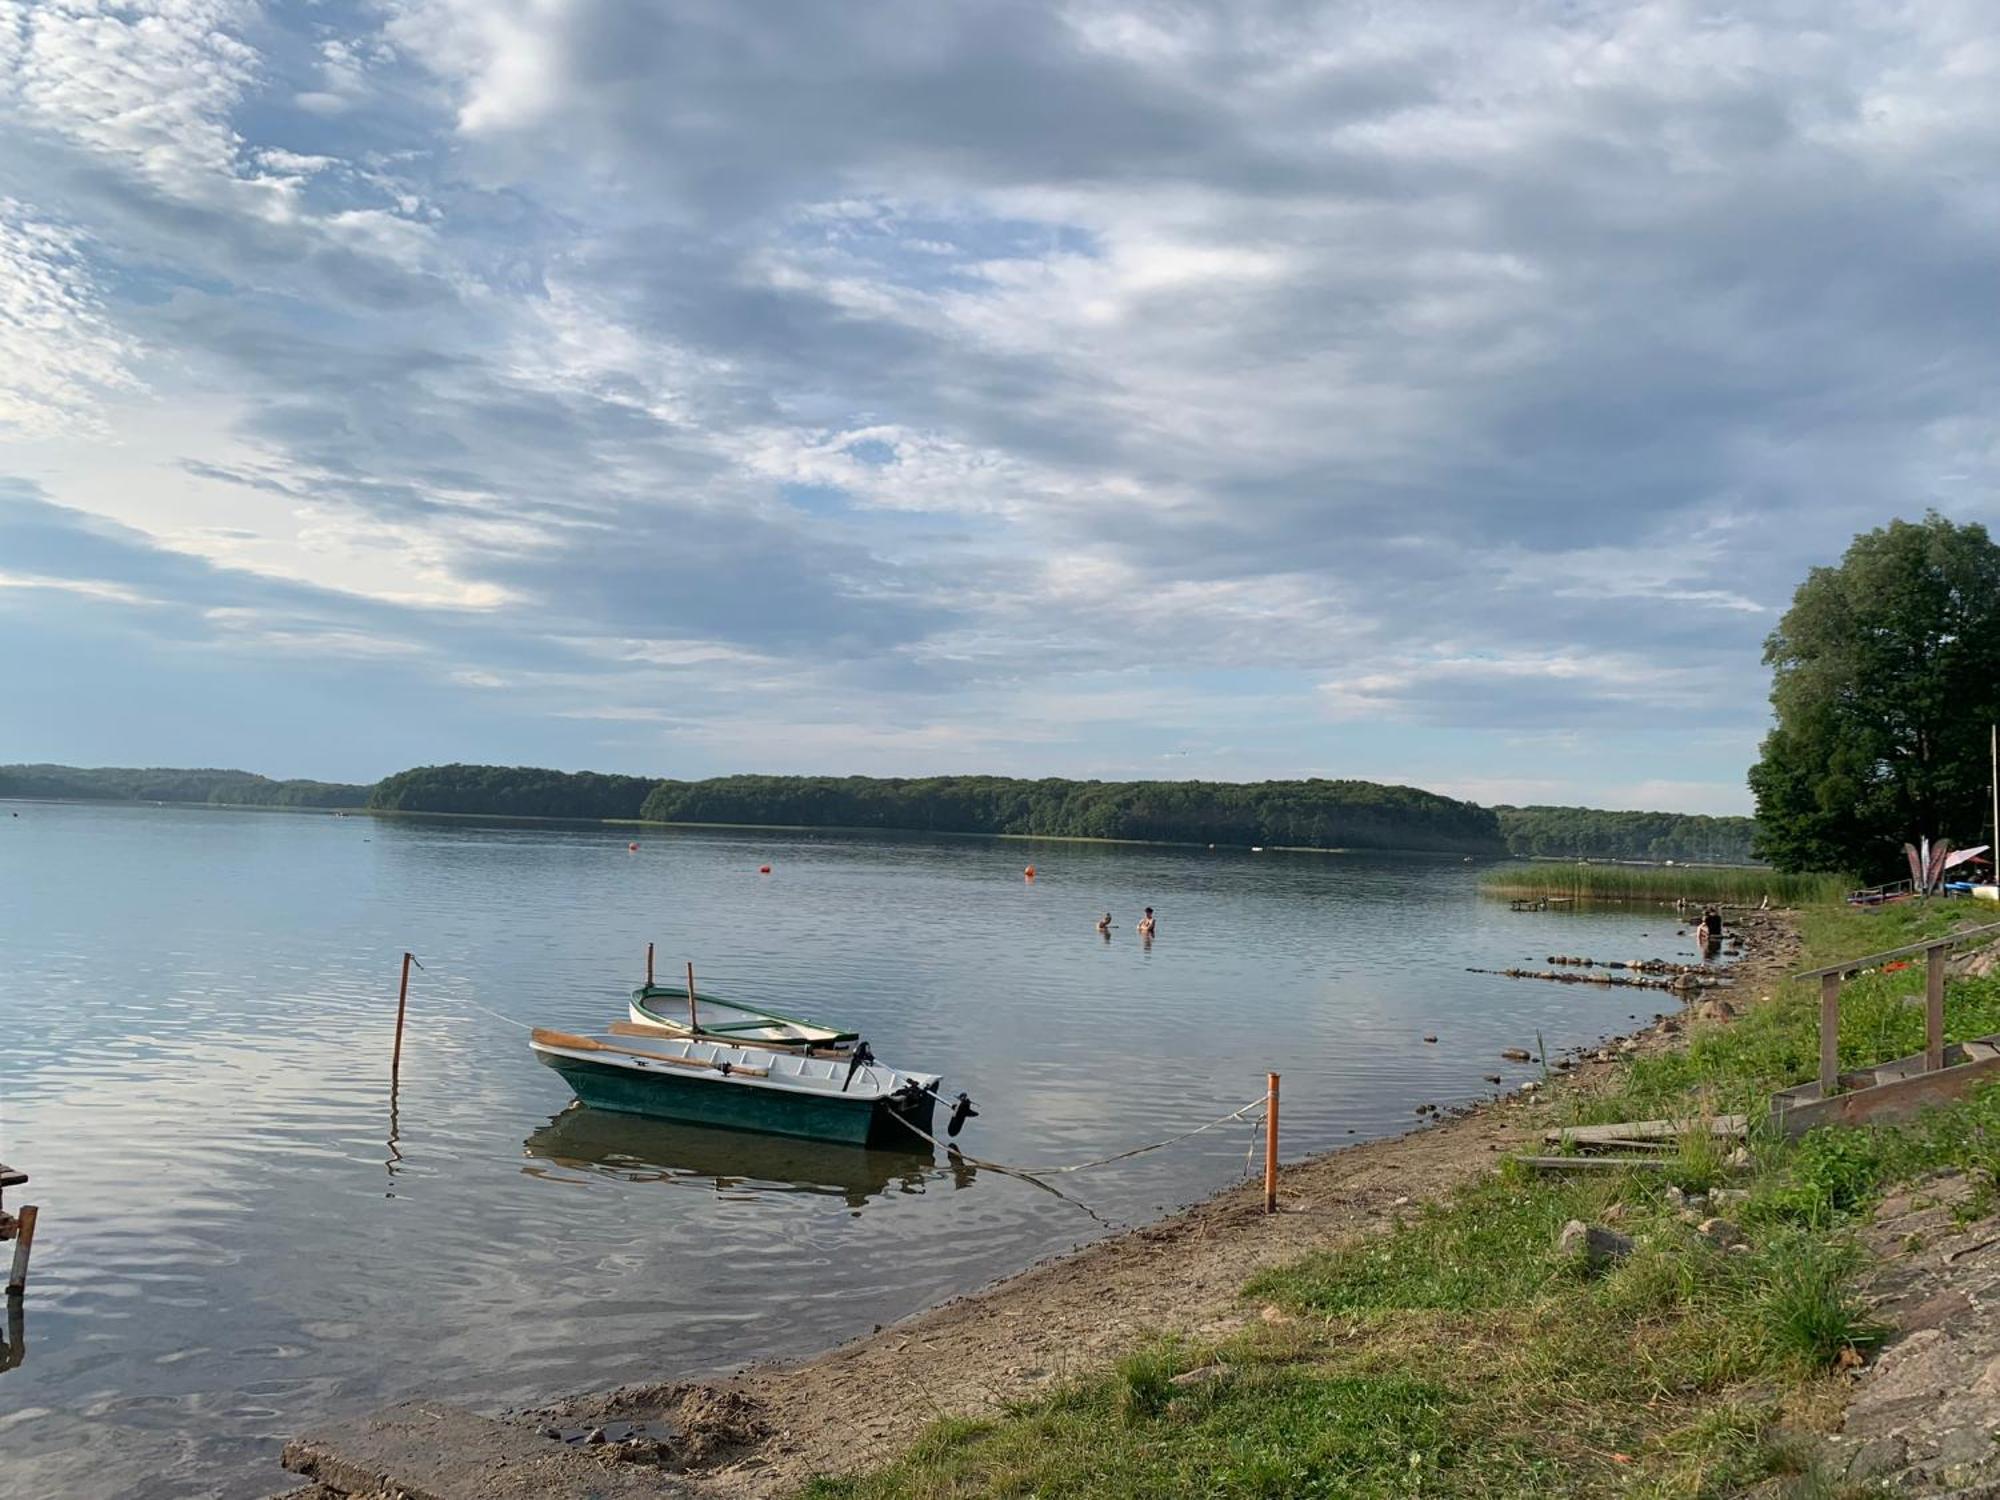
[390,950,414,1088]
[1263,1072,1280,1214]
[2,1164,36,1299]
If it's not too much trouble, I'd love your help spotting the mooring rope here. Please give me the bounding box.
[890,1089,1268,1183]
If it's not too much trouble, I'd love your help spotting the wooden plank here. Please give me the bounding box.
[1568,1144,1680,1160]
[1545,1114,1748,1145]
[530,1028,769,1079]
[1518,1155,1669,1173]
[1793,919,2000,979]
[1926,942,1948,1073]
[1819,973,1842,1097]
[0,1169,25,1190]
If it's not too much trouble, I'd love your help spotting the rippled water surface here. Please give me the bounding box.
[0,803,1709,1496]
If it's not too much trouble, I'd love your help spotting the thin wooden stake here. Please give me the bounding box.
[1926,942,1948,1073]
[686,960,699,1034]
[646,941,655,987]
[7,1205,37,1297]
[1818,972,1841,1096]
[391,950,413,1085]
[1263,1072,1280,1214]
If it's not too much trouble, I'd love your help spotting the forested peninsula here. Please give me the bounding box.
[0,763,370,808]
[8,761,1763,862]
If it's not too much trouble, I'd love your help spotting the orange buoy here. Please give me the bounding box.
[628,842,639,852]
[759,865,772,874]
[1024,864,1036,879]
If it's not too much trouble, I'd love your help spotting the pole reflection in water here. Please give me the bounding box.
[522,1105,953,1212]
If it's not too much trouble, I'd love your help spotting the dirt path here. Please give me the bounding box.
[517,912,1800,1497]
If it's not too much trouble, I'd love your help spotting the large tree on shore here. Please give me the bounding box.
[1749,514,2000,878]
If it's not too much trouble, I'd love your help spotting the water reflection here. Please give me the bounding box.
[522,1105,944,1211]
[1,1299,23,1374]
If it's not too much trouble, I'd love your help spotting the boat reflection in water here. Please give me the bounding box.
[522,1105,972,1211]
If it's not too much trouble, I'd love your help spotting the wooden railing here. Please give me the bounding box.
[1794,919,2000,1095]
[1845,878,1913,905]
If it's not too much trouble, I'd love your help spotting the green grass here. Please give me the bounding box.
[812,900,2000,1499]
[1479,863,1851,905]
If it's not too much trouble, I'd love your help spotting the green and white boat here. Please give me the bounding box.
[627,981,860,1049]
[530,1026,943,1147]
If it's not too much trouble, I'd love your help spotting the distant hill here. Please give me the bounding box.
[1493,805,1760,864]
[0,764,371,808]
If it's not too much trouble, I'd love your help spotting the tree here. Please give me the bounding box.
[1749,514,2000,878]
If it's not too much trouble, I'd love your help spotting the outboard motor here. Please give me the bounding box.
[947,1091,979,1137]
[841,1040,876,1092]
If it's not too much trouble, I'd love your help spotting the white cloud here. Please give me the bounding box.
[0,200,144,434]
[5,0,1997,805]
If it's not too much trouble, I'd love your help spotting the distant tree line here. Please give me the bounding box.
[636,774,1503,853]
[0,764,371,808]
[1494,806,1761,864]
[11,761,1780,865]
[369,763,658,820]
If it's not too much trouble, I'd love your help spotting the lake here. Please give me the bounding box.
[0,802,1706,1497]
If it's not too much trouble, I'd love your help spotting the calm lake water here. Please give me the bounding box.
[1,803,1713,1497]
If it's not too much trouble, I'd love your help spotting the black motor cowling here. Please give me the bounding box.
[841,1040,876,1092]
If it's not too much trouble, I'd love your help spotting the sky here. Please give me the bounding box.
[2,1,1996,813]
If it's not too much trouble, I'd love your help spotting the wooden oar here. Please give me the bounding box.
[531,1027,769,1079]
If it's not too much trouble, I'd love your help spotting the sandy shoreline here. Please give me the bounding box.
[442,909,1799,1499]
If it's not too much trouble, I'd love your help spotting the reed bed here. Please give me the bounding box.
[1479,862,1849,906]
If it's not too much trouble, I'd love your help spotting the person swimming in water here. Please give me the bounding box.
[1096,912,1113,934]
[1136,907,1156,936]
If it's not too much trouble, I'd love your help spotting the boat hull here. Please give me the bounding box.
[535,1051,936,1147]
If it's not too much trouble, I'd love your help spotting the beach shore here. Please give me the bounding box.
[279,909,1803,1499]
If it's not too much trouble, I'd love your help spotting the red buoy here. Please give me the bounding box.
[628,842,639,852]
[1024,864,1036,879]
[759,865,772,874]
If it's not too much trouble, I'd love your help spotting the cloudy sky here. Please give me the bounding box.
[2,1,1994,811]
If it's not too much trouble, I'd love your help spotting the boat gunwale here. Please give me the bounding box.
[630,983,862,1043]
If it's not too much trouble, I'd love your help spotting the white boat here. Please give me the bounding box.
[628,981,859,1048]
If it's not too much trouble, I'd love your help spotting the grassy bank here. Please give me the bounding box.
[1480,862,1849,906]
[810,901,2000,1499]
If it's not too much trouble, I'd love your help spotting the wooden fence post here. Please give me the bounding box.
[1819,973,1842,1096]
[1263,1073,1280,1214]
[1926,943,1948,1073]
[6,1205,36,1297]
